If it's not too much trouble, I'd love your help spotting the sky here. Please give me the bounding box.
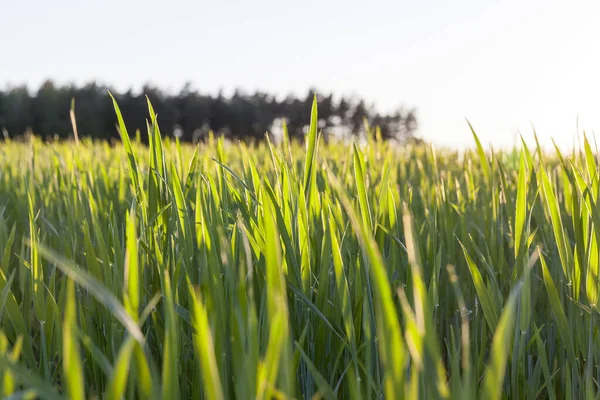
[2,0,600,150]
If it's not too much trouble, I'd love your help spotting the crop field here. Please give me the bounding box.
[0,97,598,399]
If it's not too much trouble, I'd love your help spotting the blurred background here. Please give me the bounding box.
[1,0,599,149]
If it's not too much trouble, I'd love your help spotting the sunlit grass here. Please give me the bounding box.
[0,97,598,399]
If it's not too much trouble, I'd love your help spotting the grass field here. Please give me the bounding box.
[0,96,598,399]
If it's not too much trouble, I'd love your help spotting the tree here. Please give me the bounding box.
[2,85,33,137]
[0,81,419,143]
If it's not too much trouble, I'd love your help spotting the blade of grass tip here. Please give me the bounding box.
[303,94,318,196]
[551,139,570,176]
[183,144,200,196]
[211,159,260,205]
[531,125,543,159]
[188,280,225,400]
[69,97,79,146]
[370,124,380,142]
[108,91,143,201]
[354,143,373,233]
[520,136,535,173]
[63,280,85,400]
[459,241,499,332]
[580,189,600,306]
[539,161,572,281]
[171,162,190,242]
[467,119,491,182]
[147,96,167,180]
[31,242,145,344]
[583,133,598,184]
[515,150,528,260]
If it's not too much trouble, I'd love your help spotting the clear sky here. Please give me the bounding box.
[2,0,600,149]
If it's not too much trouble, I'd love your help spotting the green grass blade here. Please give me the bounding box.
[62,280,85,400]
[540,253,577,362]
[481,281,523,400]
[32,242,145,344]
[188,281,224,400]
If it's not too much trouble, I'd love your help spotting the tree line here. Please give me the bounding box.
[0,80,418,143]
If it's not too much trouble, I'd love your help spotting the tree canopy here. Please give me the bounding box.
[0,80,418,143]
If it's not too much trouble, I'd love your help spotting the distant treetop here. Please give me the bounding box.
[0,80,418,143]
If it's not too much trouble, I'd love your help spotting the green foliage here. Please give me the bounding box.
[0,98,597,399]
[0,82,418,142]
